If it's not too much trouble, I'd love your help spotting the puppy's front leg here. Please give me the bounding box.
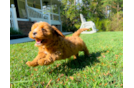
[26,52,46,67]
[38,51,62,66]
[38,54,55,65]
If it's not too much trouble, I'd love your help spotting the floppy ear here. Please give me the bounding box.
[52,26,65,38]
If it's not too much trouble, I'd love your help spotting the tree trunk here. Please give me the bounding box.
[117,3,119,28]
[74,0,76,5]
[105,6,107,18]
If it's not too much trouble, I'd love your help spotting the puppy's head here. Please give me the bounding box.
[29,22,65,47]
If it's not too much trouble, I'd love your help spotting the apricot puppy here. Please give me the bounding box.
[26,22,89,67]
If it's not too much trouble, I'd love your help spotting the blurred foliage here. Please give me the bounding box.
[10,28,23,35]
[60,0,123,32]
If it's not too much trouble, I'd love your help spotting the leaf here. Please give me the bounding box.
[56,64,61,67]
[116,57,118,59]
[109,73,113,77]
[66,78,68,81]
[60,74,64,77]
[85,75,87,78]
[106,51,109,53]
[47,67,50,70]
[104,83,108,86]
[103,73,106,76]
[60,82,63,84]
[98,57,101,59]
[92,79,95,81]
[57,78,60,82]
[41,81,45,85]
[69,76,74,80]
[34,69,38,71]
[115,55,119,57]
[120,84,123,87]
[103,55,106,58]
[101,62,104,65]
[10,83,11,87]
[30,73,34,77]
[46,79,52,88]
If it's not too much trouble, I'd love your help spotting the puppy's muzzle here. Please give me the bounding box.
[33,32,37,37]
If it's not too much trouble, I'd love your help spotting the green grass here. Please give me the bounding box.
[10,31,123,88]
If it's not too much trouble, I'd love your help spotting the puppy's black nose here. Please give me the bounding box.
[33,32,37,35]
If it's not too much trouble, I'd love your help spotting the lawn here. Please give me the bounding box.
[10,31,123,88]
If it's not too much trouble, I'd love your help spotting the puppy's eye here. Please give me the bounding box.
[42,28,47,32]
[42,28,45,31]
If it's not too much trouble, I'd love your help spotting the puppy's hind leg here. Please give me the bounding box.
[83,46,90,57]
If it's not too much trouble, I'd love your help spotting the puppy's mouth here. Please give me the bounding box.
[35,39,45,45]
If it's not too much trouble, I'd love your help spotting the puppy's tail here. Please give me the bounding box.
[72,28,90,37]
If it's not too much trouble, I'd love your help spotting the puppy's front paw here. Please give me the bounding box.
[38,59,45,66]
[26,61,32,67]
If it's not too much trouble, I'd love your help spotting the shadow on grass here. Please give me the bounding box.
[50,50,106,76]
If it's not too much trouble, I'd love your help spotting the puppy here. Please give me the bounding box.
[26,22,89,67]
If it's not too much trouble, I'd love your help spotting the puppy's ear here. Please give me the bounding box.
[52,26,65,38]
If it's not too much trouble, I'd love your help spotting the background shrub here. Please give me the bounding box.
[60,0,123,32]
[10,28,22,35]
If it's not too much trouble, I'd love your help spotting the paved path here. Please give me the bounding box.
[10,32,72,44]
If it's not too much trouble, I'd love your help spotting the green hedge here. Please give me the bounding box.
[10,28,22,35]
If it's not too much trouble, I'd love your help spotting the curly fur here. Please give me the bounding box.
[26,22,90,67]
